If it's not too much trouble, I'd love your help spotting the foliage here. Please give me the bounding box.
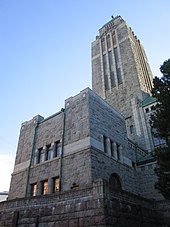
[150,59,170,199]
[150,59,170,141]
[154,144,170,199]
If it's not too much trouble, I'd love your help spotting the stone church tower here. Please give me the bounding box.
[92,16,154,151]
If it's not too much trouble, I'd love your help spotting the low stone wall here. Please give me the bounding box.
[106,193,163,227]
[0,181,104,227]
[155,200,170,226]
[0,180,169,227]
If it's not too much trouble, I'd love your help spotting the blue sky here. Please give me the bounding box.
[0,0,170,191]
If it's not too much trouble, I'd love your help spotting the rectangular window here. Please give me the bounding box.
[31,183,37,196]
[108,51,115,87]
[114,47,119,66]
[36,148,43,164]
[45,144,51,161]
[151,105,155,111]
[41,180,48,195]
[117,68,122,84]
[107,35,111,49]
[103,54,109,90]
[54,141,61,157]
[145,108,149,113]
[113,36,116,45]
[110,71,115,87]
[130,125,134,134]
[114,47,122,84]
[53,177,60,193]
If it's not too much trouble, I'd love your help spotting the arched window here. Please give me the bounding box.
[109,173,122,191]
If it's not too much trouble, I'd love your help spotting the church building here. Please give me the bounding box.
[0,16,169,227]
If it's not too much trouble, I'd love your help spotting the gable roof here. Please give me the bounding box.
[142,96,157,107]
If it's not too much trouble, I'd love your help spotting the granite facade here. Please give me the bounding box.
[8,88,162,202]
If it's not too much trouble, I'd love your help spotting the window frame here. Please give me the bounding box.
[130,125,134,134]
[54,141,61,158]
[45,144,51,161]
[103,136,107,153]
[36,147,43,164]
[41,180,48,196]
[30,183,37,197]
[52,177,60,193]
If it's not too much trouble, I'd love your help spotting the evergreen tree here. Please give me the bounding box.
[150,59,170,199]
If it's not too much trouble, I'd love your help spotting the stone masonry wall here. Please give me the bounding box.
[10,89,93,198]
[0,180,168,227]
[27,111,64,196]
[64,89,90,146]
[28,158,61,196]
[8,115,44,200]
[9,112,63,199]
[137,163,164,200]
[8,170,29,200]
[34,112,63,152]
[91,43,104,99]
[89,89,128,152]
[91,148,139,195]
[105,189,166,227]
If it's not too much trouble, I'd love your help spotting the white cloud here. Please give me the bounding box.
[0,154,15,192]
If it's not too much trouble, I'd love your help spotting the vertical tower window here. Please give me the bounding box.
[41,180,48,195]
[112,35,116,45]
[53,177,60,193]
[114,47,122,84]
[101,38,105,52]
[108,51,115,87]
[103,54,109,90]
[31,183,37,197]
[107,35,111,49]
[54,141,61,157]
